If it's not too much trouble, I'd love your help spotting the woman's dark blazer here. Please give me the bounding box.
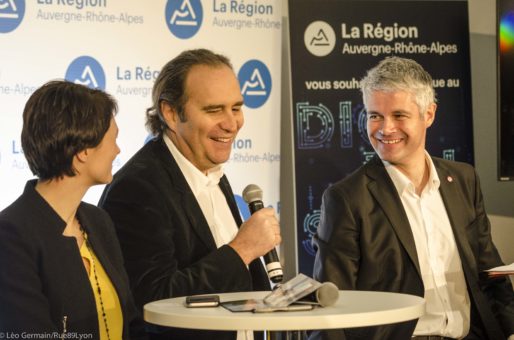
[0,180,145,339]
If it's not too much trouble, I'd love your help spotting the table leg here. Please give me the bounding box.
[266,330,307,340]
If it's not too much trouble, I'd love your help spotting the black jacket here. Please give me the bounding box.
[312,156,514,340]
[0,180,145,339]
[99,137,270,340]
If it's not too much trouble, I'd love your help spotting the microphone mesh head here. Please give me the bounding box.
[242,184,263,203]
[316,282,339,307]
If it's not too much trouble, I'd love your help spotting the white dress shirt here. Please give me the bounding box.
[384,153,470,339]
[164,135,253,340]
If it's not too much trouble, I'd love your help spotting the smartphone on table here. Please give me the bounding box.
[185,294,220,308]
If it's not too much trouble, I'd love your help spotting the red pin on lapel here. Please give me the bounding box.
[447,176,453,183]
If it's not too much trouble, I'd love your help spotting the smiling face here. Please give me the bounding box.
[163,64,244,173]
[366,90,435,170]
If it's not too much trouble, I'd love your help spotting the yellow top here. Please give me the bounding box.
[80,240,123,340]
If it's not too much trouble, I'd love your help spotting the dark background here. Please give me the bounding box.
[289,0,473,275]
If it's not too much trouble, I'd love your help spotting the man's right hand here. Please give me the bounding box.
[228,207,281,265]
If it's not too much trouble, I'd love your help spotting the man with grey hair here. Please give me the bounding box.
[312,57,514,340]
[99,49,280,340]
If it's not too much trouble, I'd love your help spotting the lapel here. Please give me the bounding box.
[435,158,506,340]
[152,138,270,289]
[219,175,243,227]
[153,138,217,251]
[218,172,270,290]
[24,182,99,326]
[77,207,125,309]
[365,157,422,278]
[434,159,478,275]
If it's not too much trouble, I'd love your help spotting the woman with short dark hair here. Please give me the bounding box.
[0,80,145,339]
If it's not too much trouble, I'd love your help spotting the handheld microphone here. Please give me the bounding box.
[242,184,283,284]
[300,282,339,307]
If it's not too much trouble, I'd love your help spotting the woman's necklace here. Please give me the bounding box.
[81,228,111,340]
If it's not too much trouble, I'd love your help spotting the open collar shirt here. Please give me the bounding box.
[164,134,252,340]
[384,153,470,339]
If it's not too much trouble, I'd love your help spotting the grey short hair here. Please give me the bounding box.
[360,56,436,116]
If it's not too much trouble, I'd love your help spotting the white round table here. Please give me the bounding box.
[144,290,425,331]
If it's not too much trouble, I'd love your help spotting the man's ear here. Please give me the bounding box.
[425,103,436,128]
[160,101,179,131]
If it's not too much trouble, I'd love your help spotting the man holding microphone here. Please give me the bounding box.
[100,49,281,340]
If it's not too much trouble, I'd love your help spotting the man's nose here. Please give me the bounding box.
[379,117,396,135]
[220,110,242,132]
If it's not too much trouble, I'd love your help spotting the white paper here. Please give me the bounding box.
[485,262,514,272]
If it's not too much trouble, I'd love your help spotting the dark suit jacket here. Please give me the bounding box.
[312,156,514,340]
[0,180,145,339]
[99,137,270,340]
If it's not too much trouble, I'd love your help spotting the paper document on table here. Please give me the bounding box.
[484,262,514,277]
[263,273,321,307]
[220,274,326,313]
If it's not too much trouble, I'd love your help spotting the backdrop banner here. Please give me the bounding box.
[0,0,282,218]
[289,0,473,275]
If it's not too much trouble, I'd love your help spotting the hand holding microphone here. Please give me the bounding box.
[243,184,283,283]
[228,184,283,283]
